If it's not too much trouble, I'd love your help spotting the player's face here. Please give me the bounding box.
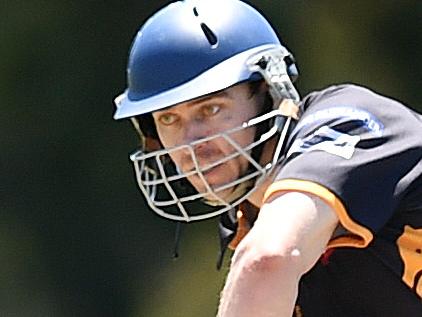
[153,83,262,200]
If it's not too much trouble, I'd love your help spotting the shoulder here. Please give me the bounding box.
[294,83,421,138]
[300,83,404,111]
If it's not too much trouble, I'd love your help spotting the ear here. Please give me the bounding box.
[144,136,162,152]
[258,80,269,94]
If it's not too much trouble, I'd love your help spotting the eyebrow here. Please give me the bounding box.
[155,90,231,115]
[186,90,231,107]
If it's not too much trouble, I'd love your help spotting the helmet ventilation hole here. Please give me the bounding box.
[200,23,218,46]
[192,6,218,47]
[193,7,199,17]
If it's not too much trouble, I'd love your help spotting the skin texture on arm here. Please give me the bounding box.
[217,191,339,317]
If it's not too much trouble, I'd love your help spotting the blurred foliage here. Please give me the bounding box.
[0,1,420,316]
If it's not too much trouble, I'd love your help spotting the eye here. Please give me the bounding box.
[202,104,220,117]
[158,113,179,126]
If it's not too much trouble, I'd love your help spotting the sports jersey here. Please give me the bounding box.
[219,84,422,316]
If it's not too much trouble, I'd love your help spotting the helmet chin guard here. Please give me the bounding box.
[130,103,294,222]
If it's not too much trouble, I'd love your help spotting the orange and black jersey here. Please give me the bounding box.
[262,84,422,316]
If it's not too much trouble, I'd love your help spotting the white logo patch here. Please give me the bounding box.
[293,106,384,137]
[287,126,361,159]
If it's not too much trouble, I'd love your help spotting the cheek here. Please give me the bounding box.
[229,125,257,148]
[217,127,256,173]
[156,126,179,148]
[167,150,183,169]
[231,127,257,171]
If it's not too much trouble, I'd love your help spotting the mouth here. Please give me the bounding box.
[201,165,221,178]
[187,158,225,177]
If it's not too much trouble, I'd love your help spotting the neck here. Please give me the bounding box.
[247,175,273,208]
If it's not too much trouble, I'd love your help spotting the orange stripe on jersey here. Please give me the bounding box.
[397,225,422,298]
[263,179,373,249]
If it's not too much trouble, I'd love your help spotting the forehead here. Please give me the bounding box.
[153,83,250,114]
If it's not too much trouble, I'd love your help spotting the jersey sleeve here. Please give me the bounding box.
[263,84,422,249]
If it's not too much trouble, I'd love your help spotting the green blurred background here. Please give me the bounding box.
[1,1,421,316]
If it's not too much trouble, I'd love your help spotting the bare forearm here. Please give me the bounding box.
[217,192,338,317]
[217,254,299,317]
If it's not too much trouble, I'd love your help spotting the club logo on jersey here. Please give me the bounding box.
[287,125,360,159]
[397,225,422,297]
[293,106,384,137]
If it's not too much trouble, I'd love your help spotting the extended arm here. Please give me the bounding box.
[217,191,339,317]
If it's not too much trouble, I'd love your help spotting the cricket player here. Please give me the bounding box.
[114,0,422,315]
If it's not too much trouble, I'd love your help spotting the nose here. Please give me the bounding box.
[181,117,212,144]
[176,119,218,168]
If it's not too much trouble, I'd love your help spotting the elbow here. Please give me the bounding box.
[249,254,288,274]
[233,246,304,278]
